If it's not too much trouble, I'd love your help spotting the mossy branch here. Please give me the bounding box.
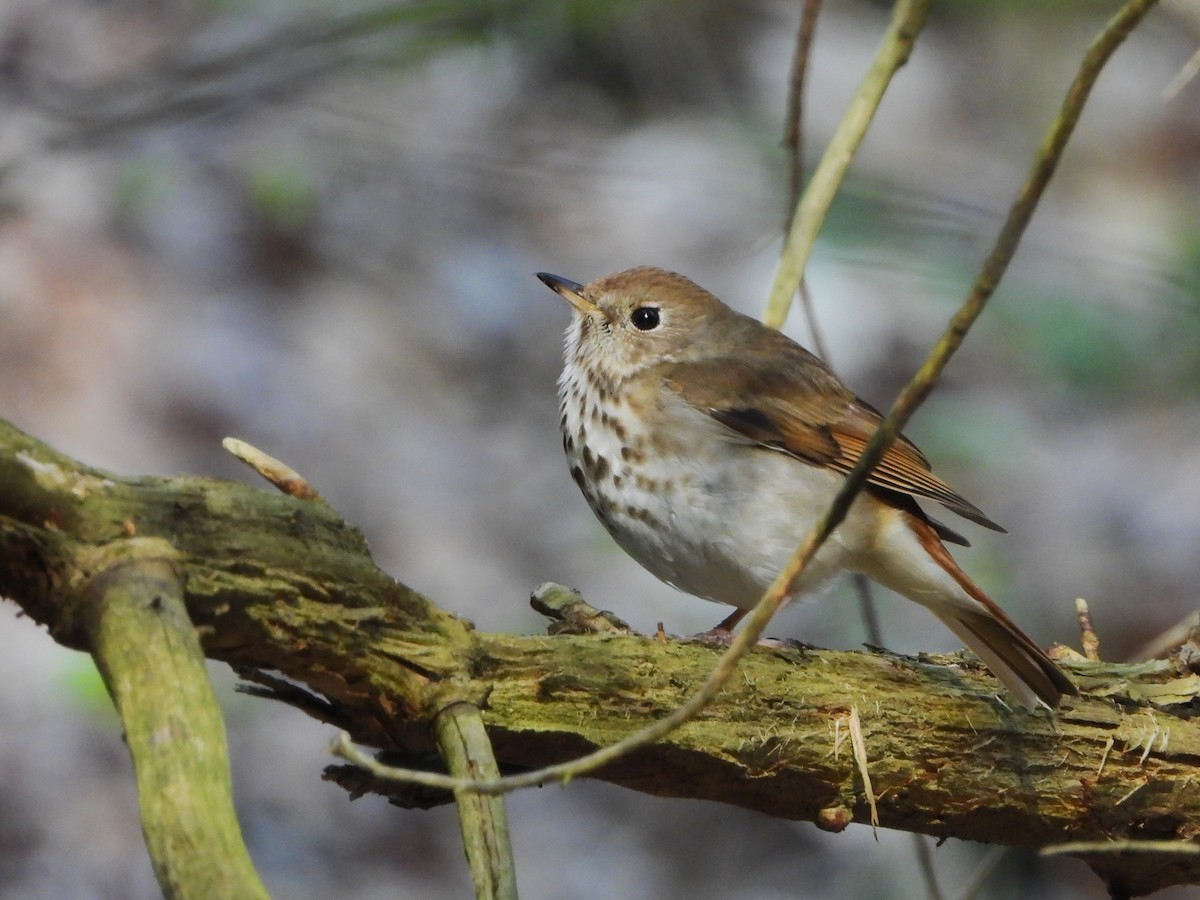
[1,418,1199,897]
[79,542,270,900]
[435,702,518,900]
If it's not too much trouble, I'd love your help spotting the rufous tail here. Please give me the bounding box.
[934,607,1075,709]
[910,517,1076,709]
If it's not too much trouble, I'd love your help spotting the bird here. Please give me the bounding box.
[537,265,1075,709]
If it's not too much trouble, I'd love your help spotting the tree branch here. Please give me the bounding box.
[1,418,1198,896]
[435,702,518,900]
[79,541,269,900]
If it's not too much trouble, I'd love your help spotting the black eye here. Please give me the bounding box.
[630,307,660,331]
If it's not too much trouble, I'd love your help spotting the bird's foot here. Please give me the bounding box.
[685,625,794,650]
[686,625,736,647]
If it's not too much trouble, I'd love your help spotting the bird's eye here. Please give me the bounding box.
[630,307,660,331]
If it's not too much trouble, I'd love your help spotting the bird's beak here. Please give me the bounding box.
[536,272,602,317]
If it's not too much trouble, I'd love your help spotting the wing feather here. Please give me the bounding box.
[658,350,1005,534]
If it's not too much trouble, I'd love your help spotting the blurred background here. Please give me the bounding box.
[1,0,1198,897]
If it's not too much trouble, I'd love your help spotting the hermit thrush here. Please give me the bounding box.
[538,266,1075,708]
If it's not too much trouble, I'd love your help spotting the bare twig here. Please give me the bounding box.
[957,846,1008,900]
[764,0,934,329]
[912,834,945,900]
[853,572,884,644]
[223,437,322,500]
[795,280,831,361]
[333,732,462,793]
[782,4,830,359]
[1131,611,1200,662]
[784,0,824,225]
[1163,45,1200,102]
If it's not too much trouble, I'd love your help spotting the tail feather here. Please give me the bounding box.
[935,609,1073,709]
[903,512,1077,709]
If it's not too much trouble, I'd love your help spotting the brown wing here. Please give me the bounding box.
[659,345,1005,535]
[822,403,1003,532]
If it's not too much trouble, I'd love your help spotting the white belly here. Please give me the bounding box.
[559,371,884,610]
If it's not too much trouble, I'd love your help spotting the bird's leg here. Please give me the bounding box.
[688,608,749,645]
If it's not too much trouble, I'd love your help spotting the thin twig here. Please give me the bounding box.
[853,573,884,646]
[331,0,1158,800]
[764,0,934,329]
[223,437,322,500]
[957,846,1008,900]
[780,2,831,359]
[1041,839,1200,858]
[784,0,825,226]
[1130,611,1200,662]
[912,834,945,900]
[1163,45,1200,102]
[795,280,831,361]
